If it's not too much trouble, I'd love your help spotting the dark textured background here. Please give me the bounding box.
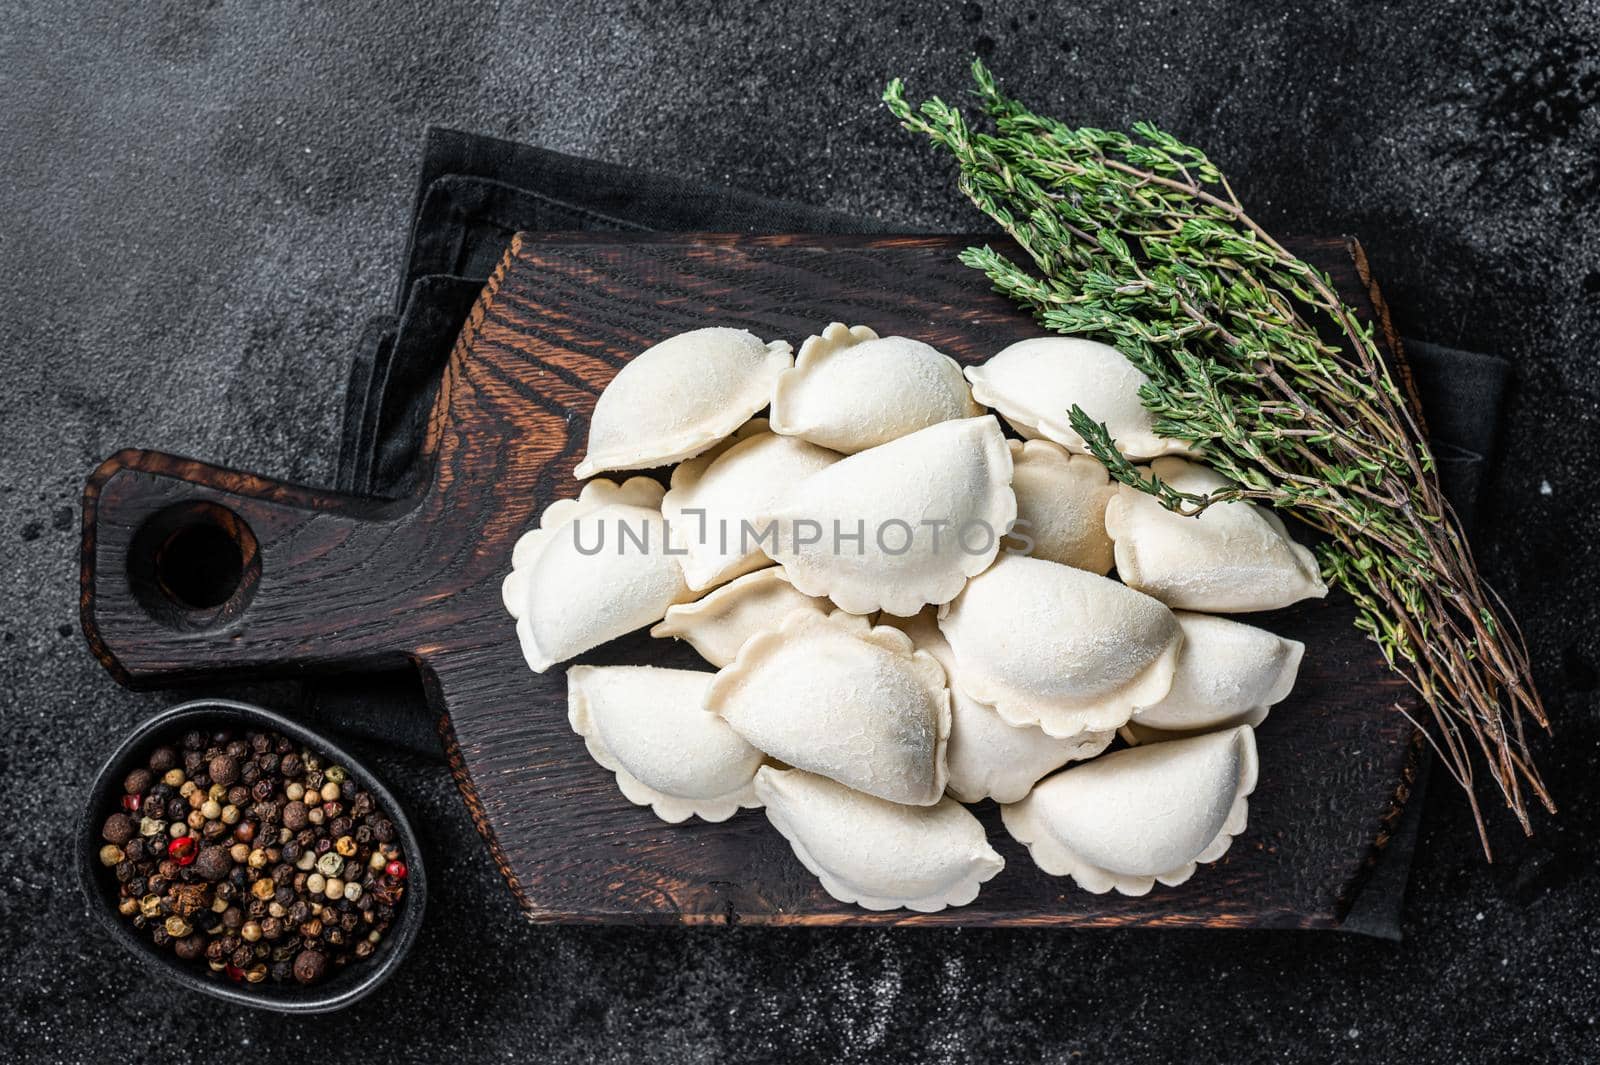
[3,1,1598,1061]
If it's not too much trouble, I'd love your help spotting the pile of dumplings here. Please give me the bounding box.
[502,323,1327,912]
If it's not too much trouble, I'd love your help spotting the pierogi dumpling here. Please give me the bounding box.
[1002,725,1258,895]
[567,666,763,823]
[661,420,840,591]
[501,478,691,672]
[890,610,1112,804]
[770,322,982,452]
[704,610,950,805]
[575,327,792,478]
[764,416,1016,617]
[937,554,1181,738]
[1003,439,1115,573]
[1124,612,1304,742]
[1103,457,1327,612]
[650,567,832,668]
[964,337,1192,459]
[755,767,1004,912]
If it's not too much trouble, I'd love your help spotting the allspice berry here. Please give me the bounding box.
[123,768,153,795]
[193,846,232,882]
[282,801,308,831]
[209,754,240,787]
[292,949,327,985]
[101,813,134,846]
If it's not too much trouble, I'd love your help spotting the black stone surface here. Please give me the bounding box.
[2,2,1596,1061]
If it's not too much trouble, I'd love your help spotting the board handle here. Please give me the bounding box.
[81,449,427,686]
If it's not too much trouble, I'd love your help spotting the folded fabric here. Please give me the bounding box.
[319,126,1513,938]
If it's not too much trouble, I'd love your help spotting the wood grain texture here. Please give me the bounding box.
[81,233,1421,927]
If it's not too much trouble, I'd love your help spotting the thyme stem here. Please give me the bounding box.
[886,62,1553,856]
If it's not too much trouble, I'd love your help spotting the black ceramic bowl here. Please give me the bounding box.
[78,699,427,1013]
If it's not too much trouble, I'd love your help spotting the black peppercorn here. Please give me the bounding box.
[279,753,302,777]
[148,746,178,773]
[183,750,205,776]
[282,801,308,831]
[225,739,248,759]
[280,839,301,863]
[250,779,274,803]
[174,933,206,961]
[167,797,189,822]
[227,785,250,807]
[182,730,204,751]
[373,819,395,844]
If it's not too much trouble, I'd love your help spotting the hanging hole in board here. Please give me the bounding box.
[128,502,261,630]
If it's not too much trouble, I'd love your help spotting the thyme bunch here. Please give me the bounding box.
[885,61,1552,854]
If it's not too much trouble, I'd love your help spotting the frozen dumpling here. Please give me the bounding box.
[1125,612,1303,741]
[567,666,763,823]
[575,327,792,478]
[770,323,982,452]
[661,420,840,591]
[501,478,690,672]
[965,337,1191,459]
[756,766,1004,912]
[1104,457,1327,612]
[705,610,950,805]
[651,567,831,667]
[1003,725,1258,895]
[937,554,1181,738]
[890,610,1112,804]
[765,416,1016,616]
[1004,439,1115,573]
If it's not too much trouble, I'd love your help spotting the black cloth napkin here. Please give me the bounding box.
[311,127,1511,938]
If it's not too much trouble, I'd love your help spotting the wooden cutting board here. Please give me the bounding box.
[80,233,1421,928]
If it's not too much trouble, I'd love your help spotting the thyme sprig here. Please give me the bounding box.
[886,61,1552,855]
